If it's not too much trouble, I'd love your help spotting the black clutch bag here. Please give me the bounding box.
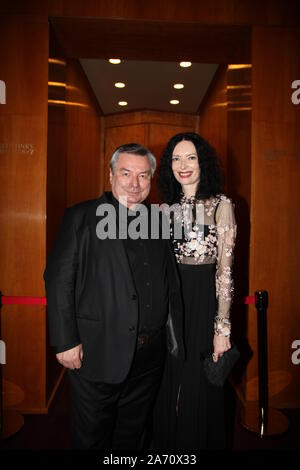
[202,343,240,387]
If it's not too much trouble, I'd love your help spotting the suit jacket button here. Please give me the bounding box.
[129,326,135,332]
[132,294,137,300]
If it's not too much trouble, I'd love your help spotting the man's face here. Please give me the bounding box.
[110,153,152,208]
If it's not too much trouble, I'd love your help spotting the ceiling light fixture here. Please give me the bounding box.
[173,83,184,89]
[48,99,88,108]
[227,85,252,90]
[179,61,192,68]
[48,81,66,88]
[170,100,180,105]
[228,64,252,70]
[109,59,121,64]
[48,58,66,66]
[115,82,125,88]
[118,101,128,106]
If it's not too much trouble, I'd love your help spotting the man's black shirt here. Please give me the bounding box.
[111,193,169,334]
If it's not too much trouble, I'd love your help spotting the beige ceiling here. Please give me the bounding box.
[80,59,218,115]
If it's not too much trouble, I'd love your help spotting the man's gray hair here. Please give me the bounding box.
[110,143,156,176]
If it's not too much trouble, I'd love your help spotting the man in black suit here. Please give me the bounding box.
[44,143,183,450]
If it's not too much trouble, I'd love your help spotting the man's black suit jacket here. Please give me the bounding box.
[44,192,184,383]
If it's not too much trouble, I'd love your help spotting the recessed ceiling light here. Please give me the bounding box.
[109,59,121,64]
[48,58,66,66]
[179,61,192,68]
[170,100,180,105]
[228,64,252,70]
[173,83,184,89]
[115,82,125,88]
[48,81,66,88]
[118,101,128,106]
[227,85,252,90]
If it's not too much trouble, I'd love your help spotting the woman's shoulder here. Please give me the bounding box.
[214,194,236,225]
[216,193,233,205]
[197,194,232,204]
[198,194,233,209]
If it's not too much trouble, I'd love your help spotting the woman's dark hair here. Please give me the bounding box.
[157,132,224,204]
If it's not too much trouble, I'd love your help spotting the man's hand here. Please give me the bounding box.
[56,344,83,370]
[213,335,231,362]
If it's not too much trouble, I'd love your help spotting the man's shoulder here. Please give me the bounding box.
[68,197,100,212]
[66,193,108,217]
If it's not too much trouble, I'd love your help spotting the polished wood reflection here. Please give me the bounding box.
[1,0,299,27]
[247,26,300,407]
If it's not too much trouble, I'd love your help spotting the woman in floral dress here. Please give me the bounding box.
[153,132,237,449]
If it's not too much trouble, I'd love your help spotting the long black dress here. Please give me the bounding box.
[153,194,236,450]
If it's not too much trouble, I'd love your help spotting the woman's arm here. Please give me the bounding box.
[213,197,237,359]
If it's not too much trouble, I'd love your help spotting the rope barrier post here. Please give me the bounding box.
[0,291,3,438]
[255,290,269,436]
[240,290,289,437]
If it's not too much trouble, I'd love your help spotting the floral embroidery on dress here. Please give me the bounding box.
[171,194,237,337]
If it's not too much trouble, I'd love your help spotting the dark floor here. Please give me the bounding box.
[0,374,299,452]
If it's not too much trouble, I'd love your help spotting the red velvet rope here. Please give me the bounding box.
[1,296,47,305]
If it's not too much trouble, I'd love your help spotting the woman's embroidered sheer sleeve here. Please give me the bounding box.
[214,198,237,337]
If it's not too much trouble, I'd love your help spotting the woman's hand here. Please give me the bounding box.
[213,334,231,362]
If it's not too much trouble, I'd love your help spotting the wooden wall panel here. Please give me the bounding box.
[197,64,252,399]
[47,105,67,256]
[226,67,252,396]
[197,66,228,174]
[247,27,300,407]
[49,18,251,64]
[1,1,299,27]
[65,59,102,207]
[0,15,49,412]
[105,110,196,129]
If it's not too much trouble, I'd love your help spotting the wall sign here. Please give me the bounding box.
[0,143,35,155]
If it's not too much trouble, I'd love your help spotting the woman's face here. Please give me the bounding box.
[171,140,200,192]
